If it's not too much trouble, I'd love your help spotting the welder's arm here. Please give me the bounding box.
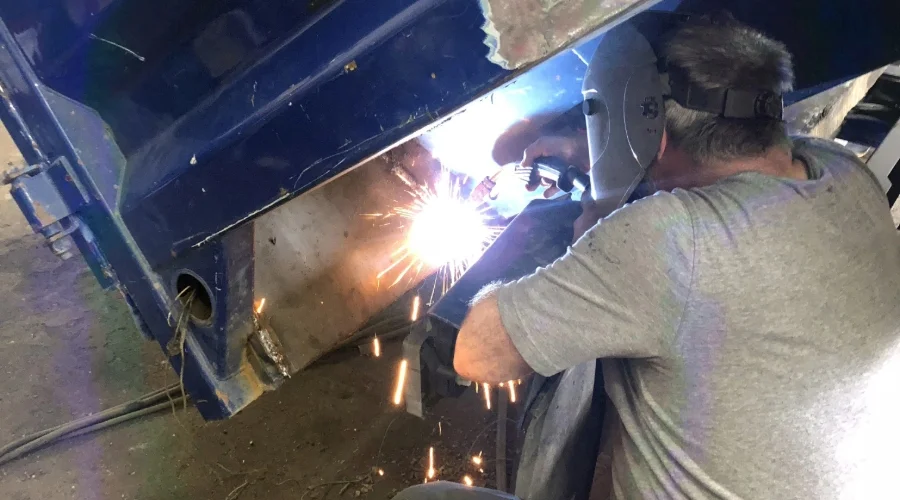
[454,291,533,383]
[454,192,695,382]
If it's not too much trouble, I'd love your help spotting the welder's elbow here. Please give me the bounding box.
[452,296,531,383]
[452,347,475,383]
[453,325,479,381]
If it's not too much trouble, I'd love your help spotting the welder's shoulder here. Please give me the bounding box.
[607,191,695,240]
[793,136,884,194]
[792,135,856,157]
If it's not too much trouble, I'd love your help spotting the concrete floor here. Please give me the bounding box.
[0,127,498,499]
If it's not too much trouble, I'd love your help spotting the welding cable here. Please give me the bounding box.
[0,383,181,457]
[0,384,184,465]
[342,325,413,354]
[62,397,186,441]
[363,325,411,342]
[0,384,185,468]
[342,316,411,346]
[0,397,187,468]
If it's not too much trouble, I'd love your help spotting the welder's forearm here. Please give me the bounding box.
[452,295,533,384]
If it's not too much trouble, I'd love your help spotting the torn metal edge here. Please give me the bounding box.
[479,0,661,70]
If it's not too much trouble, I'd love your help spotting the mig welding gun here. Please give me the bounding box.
[529,157,591,196]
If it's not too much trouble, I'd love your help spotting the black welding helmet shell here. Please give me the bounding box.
[582,22,664,210]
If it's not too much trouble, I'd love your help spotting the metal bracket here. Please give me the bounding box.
[3,156,89,260]
[402,317,467,418]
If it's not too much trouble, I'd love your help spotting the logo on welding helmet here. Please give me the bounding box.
[640,96,659,119]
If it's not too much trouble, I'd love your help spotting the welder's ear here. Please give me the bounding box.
[657,130,668,161]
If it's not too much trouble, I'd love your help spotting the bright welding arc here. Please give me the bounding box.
[372,169,502,297]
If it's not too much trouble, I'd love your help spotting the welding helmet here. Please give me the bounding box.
[582,16,784,208]
[582,22,664,209]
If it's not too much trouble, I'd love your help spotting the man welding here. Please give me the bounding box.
[400,13,900,500]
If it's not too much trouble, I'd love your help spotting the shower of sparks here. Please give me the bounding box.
[392,359,408,405]
[427,447,436,479]
[410,295,421,322]
[482,383,491,410]
[373,335,381,358]
[255,298,266,315]
[462,475,474,487]
[370,170,503,301]
[507,380,517,403]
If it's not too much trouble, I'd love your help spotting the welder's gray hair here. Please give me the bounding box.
[662,16,794,164]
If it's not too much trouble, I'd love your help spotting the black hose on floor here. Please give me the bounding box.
[1,315,410,468]
[0,384,187,468]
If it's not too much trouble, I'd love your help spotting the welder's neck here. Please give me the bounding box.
[649,146,807,192]
[708,147,809,182]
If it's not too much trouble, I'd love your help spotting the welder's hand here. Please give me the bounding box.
[573,190,603,242]
[520,134,589,198]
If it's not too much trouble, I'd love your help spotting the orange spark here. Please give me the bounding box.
[377,249,410,280]
[390,259,417,287]
[255,298,266,315]
[373,335,381,358]
[427,446,436,479]
[472,452,483,466]
[410,296,421,321]
[462,475,473,487]
[377,468,385,476]
[392,360,408,405]
[482,383,491,410]
[507,380,516,403]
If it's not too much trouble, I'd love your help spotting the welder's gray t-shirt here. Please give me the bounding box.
[496,137,900,499]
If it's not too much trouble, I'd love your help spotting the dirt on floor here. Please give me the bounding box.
[0,127,505,499]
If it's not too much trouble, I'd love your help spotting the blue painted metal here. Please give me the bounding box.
[116,0,517,267]
[0,0,559,419]
[4,157,88,261]
[0,12,262,418]
[1,0,899,419]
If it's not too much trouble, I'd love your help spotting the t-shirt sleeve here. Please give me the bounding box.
[793,136,887,199]
[495,191,696,376]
